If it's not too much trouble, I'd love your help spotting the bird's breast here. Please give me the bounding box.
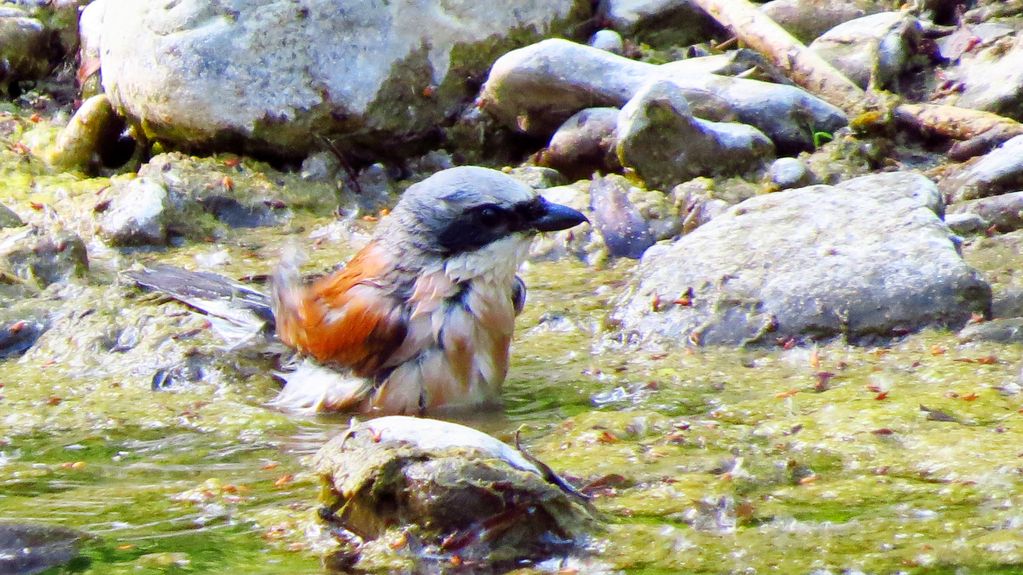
[371,270,519,413]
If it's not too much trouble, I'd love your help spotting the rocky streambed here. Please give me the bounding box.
[4,0,1023,573]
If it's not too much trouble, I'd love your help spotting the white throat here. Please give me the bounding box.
[442,233,532,285]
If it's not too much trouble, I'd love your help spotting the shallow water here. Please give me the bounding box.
[4,106,1023,574]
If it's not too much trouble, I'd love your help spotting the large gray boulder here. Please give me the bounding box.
[612,172,991,346]
[83,0,590,157]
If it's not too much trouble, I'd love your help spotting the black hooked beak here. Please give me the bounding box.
[529,196,589,232]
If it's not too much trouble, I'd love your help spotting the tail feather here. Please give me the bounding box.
[268,358,373,413]
[124,264,274,349]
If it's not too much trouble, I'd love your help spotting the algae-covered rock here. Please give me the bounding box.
[0,9,52,94]
[314,416,595,568]
[98,177,170,246]
[612,172,991,345]
[615,80,774,189]
[0,204,23,229]
[43,94,118,171]
[83,0,591,157]
[1,227,88,288]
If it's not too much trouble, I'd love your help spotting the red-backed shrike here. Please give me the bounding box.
[129,166,587,415]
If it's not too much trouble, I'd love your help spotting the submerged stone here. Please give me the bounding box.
[0,523,87,575]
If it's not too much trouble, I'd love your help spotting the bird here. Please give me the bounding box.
[127,166,588,415]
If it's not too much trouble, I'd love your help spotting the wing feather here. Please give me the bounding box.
[272,242,407,376]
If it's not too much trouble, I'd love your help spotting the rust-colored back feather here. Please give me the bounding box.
[273,242,407,377]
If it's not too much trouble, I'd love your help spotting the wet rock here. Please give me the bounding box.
[84,0,590,158]
[939,135,1023,203]
[43,94,117,171]
[674,178,731,234]
[947,36,1023,120]
[994,289,1023,319]
[537,107,621,180]
[132,153,335,236]
[958,318,1023,343]
[1,228,89,288]
[0,317,47,360]
[0,9,51,94]
[767,157,815,190]
[612,172,991,346]
[936,22,1014,63]
[589,175,656,259]
[944,212,990,235]
[810,12,924,91]
[616,80,774,189]
[196,196,288,228]
[529,182,604,262]
[505,166,567,190]
[347,163,397,215]
[98,178,170,246]
[531,176,682,264]
[760,0,887,44]
[299,151,341,182]
[0,204,23,228]
[947,191,1023,233]
[589,29,624,54]
[597,0,720,46]
[481,39,847,153]
[0,523,87,575]
[314,416,594,569]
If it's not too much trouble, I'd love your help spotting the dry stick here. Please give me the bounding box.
[689,0,866,111]
[689,0,1023,141]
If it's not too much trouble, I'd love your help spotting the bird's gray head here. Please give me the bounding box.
[377,166,587,257]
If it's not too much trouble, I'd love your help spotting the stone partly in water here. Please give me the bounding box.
[616,80,774,189]
[0,523,87,575]
[612,172,991,346]
[481,39,847,153]
[82,0,590,158]
[314,416,595,570]
[43,94,122,172]
[589,175,656,259]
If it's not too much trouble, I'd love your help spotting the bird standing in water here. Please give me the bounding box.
[129,166,588,415]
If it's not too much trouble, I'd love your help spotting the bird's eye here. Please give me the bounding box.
[476,206,502,227]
